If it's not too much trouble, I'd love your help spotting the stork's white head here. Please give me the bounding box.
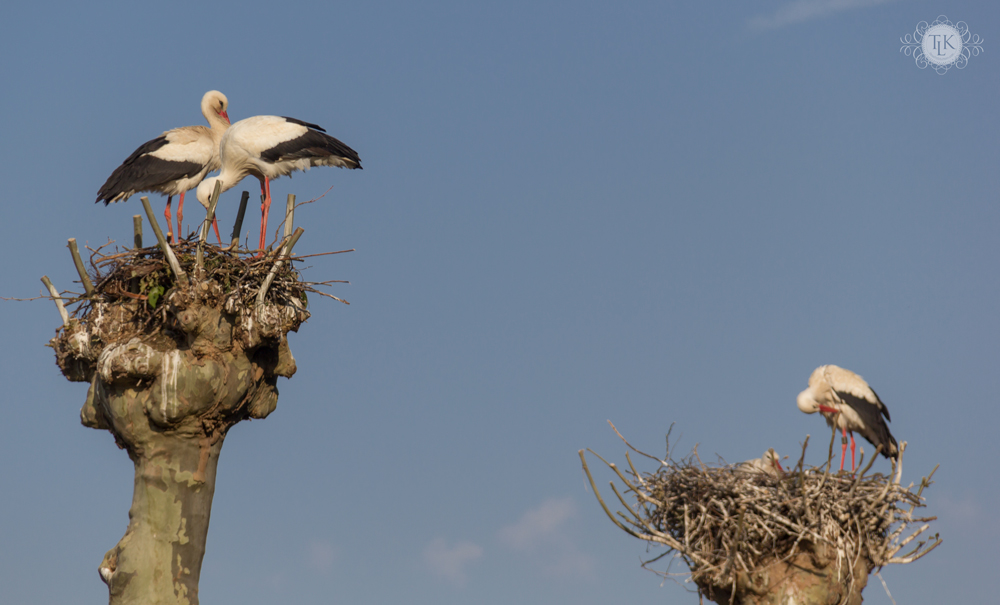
[764,448,784,473]
[797,387,819,414]
[201,90,230,125]
[196,177,222,210]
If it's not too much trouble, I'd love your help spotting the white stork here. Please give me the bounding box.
[96,90,230,243]
[195,115,362,251]
[797,365,898,472]
[739,448,784,477]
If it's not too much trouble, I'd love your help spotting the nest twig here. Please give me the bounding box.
[580,423,941,600]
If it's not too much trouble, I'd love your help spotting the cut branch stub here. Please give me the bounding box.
[230,191,250,250]
[40,275,69,326]
[200,179,222,244]
[196,180,222,270]
[132,215,142,249]
[140,196,188,286]
[284,193,295,238]
[67,238,95,296]
[257,226,305,308]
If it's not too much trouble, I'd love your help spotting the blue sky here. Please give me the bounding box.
[0,1,996,603]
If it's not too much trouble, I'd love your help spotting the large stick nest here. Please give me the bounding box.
[50,238,349,375]
[581,425,941,601]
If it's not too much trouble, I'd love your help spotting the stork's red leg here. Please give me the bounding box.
[165,196,174,243]
[255,180,267,253]
[849,433,857,472]
[840,427,848,472]
[259,177,273,252]
[177,191,185,243]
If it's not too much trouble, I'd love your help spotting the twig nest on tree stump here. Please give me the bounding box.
[46,225,351,605]
[48,240,336,453]
[643,460,933,603]
[582,430,941,605]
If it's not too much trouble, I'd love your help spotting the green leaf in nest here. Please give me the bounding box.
[147,285,165,308]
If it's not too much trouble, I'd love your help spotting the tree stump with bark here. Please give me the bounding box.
[44,195,347,605]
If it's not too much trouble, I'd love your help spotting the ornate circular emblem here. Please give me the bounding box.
[921,23,963,66]
[900,15,983,74]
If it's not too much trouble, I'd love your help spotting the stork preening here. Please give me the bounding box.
[797,365,898,472]
[196,115,361,252]
[739,448,784,477]
[96,91,231,244]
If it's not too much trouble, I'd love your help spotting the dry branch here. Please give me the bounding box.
[257,227,304,307]
[195,180,222,270]
[199,180,222,245]
[40,275,69,325]
[133,215,143,249]
[140,196,187,286]
[284,193,295,238]
[229,191,250,250]
[68,238,95,296]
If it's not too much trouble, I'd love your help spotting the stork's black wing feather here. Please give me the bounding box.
[260,125,362,168]
[837,390,898,458]
[280,116,327,133]
[868,387,891,421]
[96,135,203,204]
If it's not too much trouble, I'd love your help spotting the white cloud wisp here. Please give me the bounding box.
[748,0,897,32]
[421,538,484,585]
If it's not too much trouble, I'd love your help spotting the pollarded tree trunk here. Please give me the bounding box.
[56,277,301,605]
[698,542,871,605]
[96,429,224,604]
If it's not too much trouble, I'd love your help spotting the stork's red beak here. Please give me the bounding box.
[220,110,230,125]
[773,460,785,473]
[818,404,840,415]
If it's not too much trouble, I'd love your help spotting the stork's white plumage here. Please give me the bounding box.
[739,448,784,477]
[797,365,898,472]
[196,115,361,251]
[97,91,230,243]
